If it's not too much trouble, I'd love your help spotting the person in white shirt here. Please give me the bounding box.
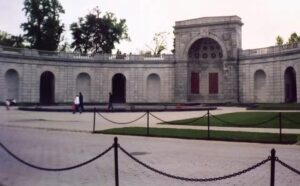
[73,95,80,114]
[5,99,10,110]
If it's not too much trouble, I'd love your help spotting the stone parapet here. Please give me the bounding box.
[175,15,243,29]
[0,45,175,63]
[240,43,300,59]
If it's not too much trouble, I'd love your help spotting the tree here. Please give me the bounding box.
[70,7,129,54]
[275,33,300,46]
[275,35,283,46]
[0,31,25,48]
[287,32,300,45]
[21,0,65,51]
[146,32,169,56]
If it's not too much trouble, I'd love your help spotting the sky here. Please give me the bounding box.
[0,0,300,54]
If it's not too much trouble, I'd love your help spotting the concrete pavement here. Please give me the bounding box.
[0,106,300,186]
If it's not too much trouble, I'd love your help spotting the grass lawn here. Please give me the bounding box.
[250,103,300,110]
[96,127,299,144]
[157,112,300,129]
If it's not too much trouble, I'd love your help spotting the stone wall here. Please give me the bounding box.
[239,46,300,103]
[0,52,175,103]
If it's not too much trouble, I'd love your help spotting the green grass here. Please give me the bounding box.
[250,103,300,110]
[158,112,300,129]
[96,127,298,143]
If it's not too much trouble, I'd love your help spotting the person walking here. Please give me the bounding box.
[79,92,84,113]
[108,92,113,111]
[5,99,10,110]
[73,95,80,114]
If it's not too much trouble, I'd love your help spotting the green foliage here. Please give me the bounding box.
[287,32,300,45]
[21,0,65,51]
[70,7,129,54]
[276,33,300,46]
[276,35,283,46]
[0,31,25,48]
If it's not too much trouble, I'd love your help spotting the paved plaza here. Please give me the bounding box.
[0,107,300,186]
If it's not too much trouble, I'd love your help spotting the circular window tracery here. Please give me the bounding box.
[188,38,223,61]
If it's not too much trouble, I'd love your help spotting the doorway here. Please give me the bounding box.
[40,71,55,105]
[284,67,297,103]
[112,73,126,103]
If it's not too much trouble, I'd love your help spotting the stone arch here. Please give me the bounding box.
[76,73,91,102]
[112,73,126,103]
[184,34,227,61]
[254,70,267,103]
[5,69,19,100]
[40,71,55,105]
[188,38,223,61]
[284,67,297,103]
[147,73,161,102]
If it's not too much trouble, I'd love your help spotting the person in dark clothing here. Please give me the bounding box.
[108,92,113,111]
[79,92,84,113]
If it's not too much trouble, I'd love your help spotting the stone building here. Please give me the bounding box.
[0,15,299,104]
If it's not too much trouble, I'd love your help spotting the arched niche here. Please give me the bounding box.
[147,73,161,102]
[76,73,91,102]
[5,69,19,100]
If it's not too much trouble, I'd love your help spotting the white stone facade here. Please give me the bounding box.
[0,16,299,104]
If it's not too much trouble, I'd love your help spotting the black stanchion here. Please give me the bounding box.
[207,110,210,139]
[93,107,96,133]
[147,111,150,136]
[270,149,276,186]
[279,113,282,143]
[114,137,119,186]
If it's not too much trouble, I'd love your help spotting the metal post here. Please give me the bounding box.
[270,149,276,186]
[207,110,210,139]
[114,137,119,186]
[279,113,282,143]
[147,111,150,136]
[93,107,96,133]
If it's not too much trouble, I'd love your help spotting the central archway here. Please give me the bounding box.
[112,73,126,103]
[40,71,55,105]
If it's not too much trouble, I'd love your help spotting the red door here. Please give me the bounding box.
[191,72,199,94]
[209,73,218,94]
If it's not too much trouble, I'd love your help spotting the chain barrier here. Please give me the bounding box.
[0,142,113,171]
[149,112,208,125]
[97,112,147,125]
[276,158,300,175]
[119,145,270,182]
[210,114,278,127]
[281,115,300,126]
[2,138,299,185]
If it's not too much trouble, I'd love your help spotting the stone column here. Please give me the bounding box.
[174,61,188,102]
